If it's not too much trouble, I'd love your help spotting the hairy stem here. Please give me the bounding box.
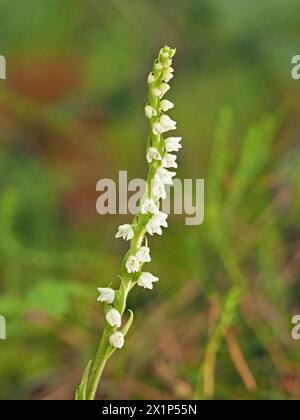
[86,327,111,400]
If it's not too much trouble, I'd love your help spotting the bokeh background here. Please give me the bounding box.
[0,0,300,400]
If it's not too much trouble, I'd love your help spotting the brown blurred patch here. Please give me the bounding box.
[8,55,83,104]
[0,52,119,226]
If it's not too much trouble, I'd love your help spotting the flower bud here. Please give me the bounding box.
[109,332,124,349]
[147,73,156,84]
[106,308,122,328]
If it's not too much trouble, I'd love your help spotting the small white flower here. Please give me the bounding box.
[136,246,151,263]
[152,178,167,200]
[106,308,122,328]
[161,51,172,68]
[97,288,115,304]
[141,198,159,214]
[160,114,177,130]
[165,137,182,152]
[162,153,178,168]
[109,331,124,349]
[125,255,140,273]
[147,73,156,84]
[163,68,174,82]
[145,105,157,119]
[154,62,164,71]
[152,115,177,135]
[152,87,162,97]
[159,83,170,96]
[146,212,168,236]
[160,99,174,112]
[146,147,162,163]
[115,224,134,241]
[152,122,164,135]
[146,219,163,236]
[137,272,159,290]
[162,58,172,68]
[155,211,168,228]
[155,167,176,185]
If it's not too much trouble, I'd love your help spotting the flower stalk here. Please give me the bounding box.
[76,45,182,400]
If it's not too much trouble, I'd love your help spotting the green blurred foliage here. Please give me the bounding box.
[0,0,300,400]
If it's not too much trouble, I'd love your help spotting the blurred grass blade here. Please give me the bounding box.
[228,115,278,209]
[195,287,241,399]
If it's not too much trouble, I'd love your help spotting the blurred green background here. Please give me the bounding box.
[0,0,300,400]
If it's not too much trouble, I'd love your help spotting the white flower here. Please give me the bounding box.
[156,211,168,227]
[125,255,140,273]
[106,308,122,328]
[145,105,157,119]
[163,68,174,82]
[147,73,155,84]
[136,246,151,263]
[155,167,176,185]
[146,218,163,236]
[154,62,164,71]
[146,212,168,236]
[115,224,134,241]
[160,114,177,130]
[162,153,178,168]
[160,99,174,112]
[165,137,182,152]
[152,87,161,97]
[141,198,159,214]
[163,58,172,68]
[109,331,124,349]
[146,147,162,163]
[152,115,177,135]
[152,178,166,200]
[152,122,164,135]
[159,83,170,96]
[97,288,115,304]
[137,272,159,290]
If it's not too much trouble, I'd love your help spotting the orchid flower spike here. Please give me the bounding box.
[78,45,182,401]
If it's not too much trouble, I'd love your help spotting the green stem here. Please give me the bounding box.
[86,327,111,400]
[81,216,150,400]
